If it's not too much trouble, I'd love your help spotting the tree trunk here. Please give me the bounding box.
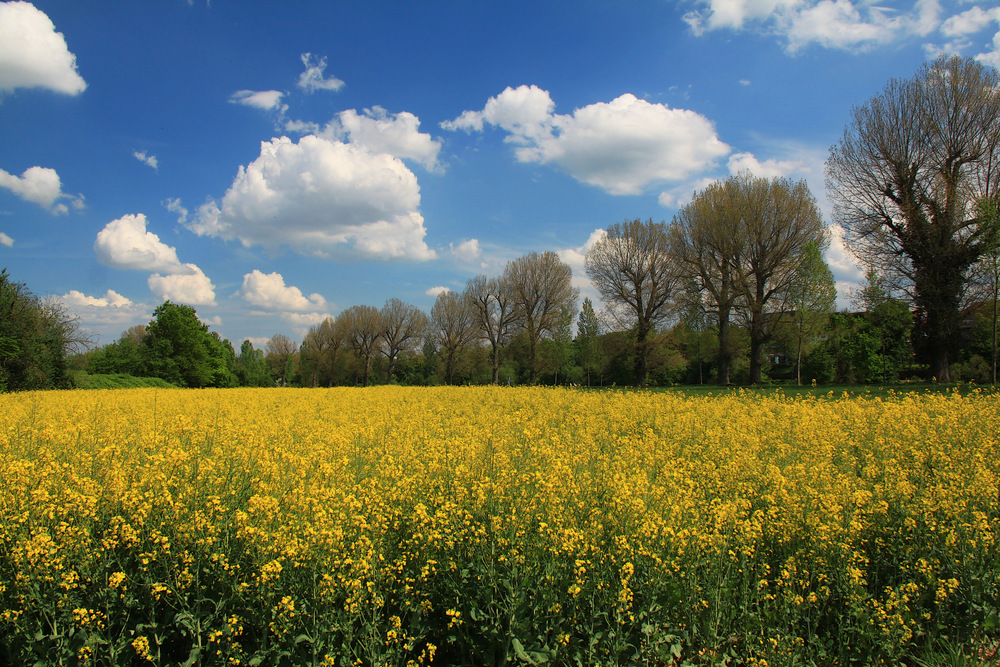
[386,353,396,385]
[749,335,764,385]
[527,324,538,384]
[716,308,732,385]
[491,343,501,385]
[633,323,650,387]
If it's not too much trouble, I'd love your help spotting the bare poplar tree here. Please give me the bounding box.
[265,333,298,386]
[734,172,828,384]
[339,304,383,387]
[827,55,1000,382]
[670,179,747,384]
[300,317,343,387]
[431,290,477,384]
[503,251,578,383]
[123,324,147,345]
[380,298,428,384]
[585,219,678,386]
[466,274,517,384]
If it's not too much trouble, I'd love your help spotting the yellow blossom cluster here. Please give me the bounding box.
[0,386,997,665]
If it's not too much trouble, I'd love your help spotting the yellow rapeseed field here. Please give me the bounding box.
[0,387,997,666]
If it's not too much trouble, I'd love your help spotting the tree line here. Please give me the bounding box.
[4,56,998,391]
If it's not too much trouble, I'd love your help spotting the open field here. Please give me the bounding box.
[1,387,998,666]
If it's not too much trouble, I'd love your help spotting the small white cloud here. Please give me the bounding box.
[425,286,451,297]
[940,5,999,37]
[443,86,730,195]
[284,118,321,135]
[558,228,607,300]
[281,311,331,328]
[133,150,158,171]
[558,228,605,274]
[59,289,147,328]
[201,315,223,327]
[62,288,133,309]
[786,0,893,52]
[191,135,436,261]
[238,269,326,312]
[739,79,752,86]
[148,263,216,306]
[658,176,719,210]
[95,213,189,274]
[0,231,13,247]
[230,89,286,111]
[979,32,1000,68]
[164,197,188,224]
[727,151,805,178]
[0,2,86,96]
[326,106,442,171]
[449,238,482,262]
[0,165,80,212]
[684,0,948,53]
[244,336,270,349]
[298,53,344,93]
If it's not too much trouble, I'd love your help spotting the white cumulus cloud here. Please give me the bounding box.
[443,86,730,195]
[148,264,216,306]
[683,0,947,53]
[94,213,187,273]
[727,151,807,178]
[0,231,12,247]
[0,165,80,213]
[190,134,436,261]
[425,286,451,297]
[326,106,442,171]
[239,269,326,312]
[281,311,331,329]
[298,53,344,93]
[449,238,482,263]
[0,1,86,97]
[59,289,147,328]
[558,228,607,298]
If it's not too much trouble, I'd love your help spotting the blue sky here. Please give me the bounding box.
[2,0,999,347]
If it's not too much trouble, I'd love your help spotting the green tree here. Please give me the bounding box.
[968,199,1000,383]
[142,301,215,387]
[235,340,272,387]
[674,289,718,386]
[575,298,605,386]
[827,56,1000,382]
[0,269,86,391]
[90,332,144,376]
[777,242,837,385]
[207,332,238,387]
[541,305,576,384]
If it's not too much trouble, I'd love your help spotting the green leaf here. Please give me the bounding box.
[512,638,537,665]
[180,647,201,667]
